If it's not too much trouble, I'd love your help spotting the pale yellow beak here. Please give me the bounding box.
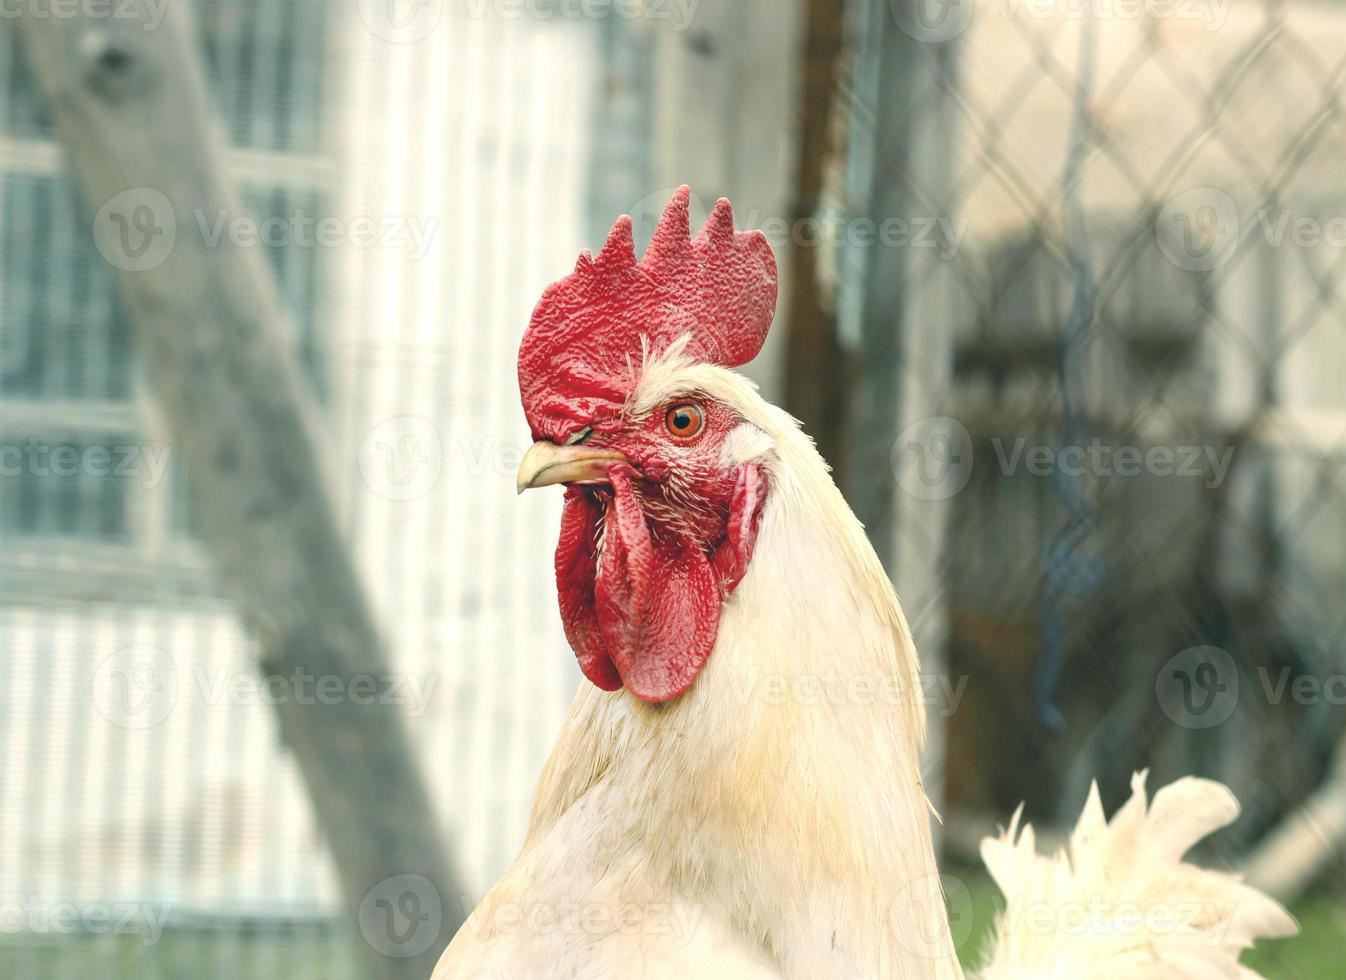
[516,441,628,494]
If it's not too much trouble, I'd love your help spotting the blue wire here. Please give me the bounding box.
[1036,16,1103,729]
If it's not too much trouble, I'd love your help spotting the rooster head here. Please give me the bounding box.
[515,187,778,702]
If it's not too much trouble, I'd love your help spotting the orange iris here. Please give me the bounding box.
[664,402,705,440]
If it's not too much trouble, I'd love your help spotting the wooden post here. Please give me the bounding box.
[842,0,966,835]
[1244,728,1346,902]
[16,5,464,978]
[782,0,852,481]
[645,0,802,401]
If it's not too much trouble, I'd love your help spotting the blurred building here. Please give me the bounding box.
[1,0,602,961]
[0,2,801,973]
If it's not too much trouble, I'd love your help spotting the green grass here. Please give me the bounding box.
[1244,898,1346,980]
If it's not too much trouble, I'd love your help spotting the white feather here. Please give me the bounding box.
[975,773,1298,980]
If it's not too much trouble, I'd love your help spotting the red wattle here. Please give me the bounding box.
[552,464,767,703]
[595,469,720,702]
[555,489,622,691]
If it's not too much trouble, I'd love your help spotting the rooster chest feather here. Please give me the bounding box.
[438,406,964,979]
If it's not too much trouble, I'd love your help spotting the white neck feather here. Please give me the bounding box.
[525,374,964,979]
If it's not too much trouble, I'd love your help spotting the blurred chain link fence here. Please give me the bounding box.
[855,0,1346,904]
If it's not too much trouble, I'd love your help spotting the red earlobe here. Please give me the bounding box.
[713,463,767,593]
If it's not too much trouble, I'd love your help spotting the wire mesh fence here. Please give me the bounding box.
[851,0,1346,902]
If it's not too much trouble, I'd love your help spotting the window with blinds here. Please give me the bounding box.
[0,0,331,592]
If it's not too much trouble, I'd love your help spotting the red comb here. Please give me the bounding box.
[518,187,778,442]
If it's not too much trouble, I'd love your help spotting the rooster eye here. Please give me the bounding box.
[664,402,705,440]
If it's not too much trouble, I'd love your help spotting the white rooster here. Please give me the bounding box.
[432,188,1297,979]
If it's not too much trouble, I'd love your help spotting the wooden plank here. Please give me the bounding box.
[843,0,966,832]
[782,0,851,479]
[14,5,464,977]
[646,0,802,400]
